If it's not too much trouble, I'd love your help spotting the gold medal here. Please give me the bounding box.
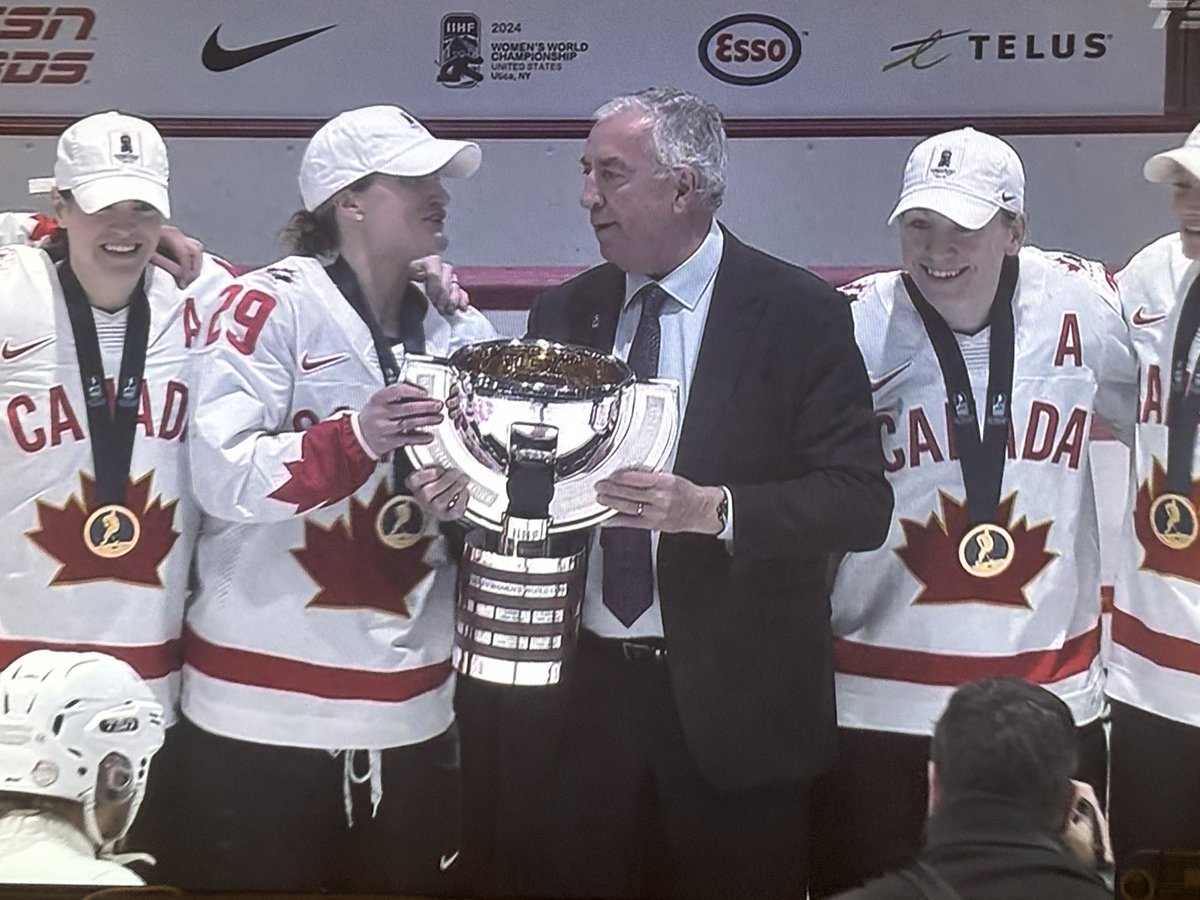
[375,495,425,550]
[83,504,140,558]
[958,523,1015,578]
[1150,493,1199,550]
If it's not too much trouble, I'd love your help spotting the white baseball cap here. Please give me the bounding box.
[54,111,170,217]
[888,127,1024,230]
[299,105,481,211]
[1144,123,1200,183]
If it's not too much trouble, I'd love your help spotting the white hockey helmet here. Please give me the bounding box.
[0,650,164,850]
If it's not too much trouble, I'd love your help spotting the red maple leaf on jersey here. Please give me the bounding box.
[294,481,435,617]
[26,473,179,587]
[1133,459,1200,584]
[896,491,1056,607]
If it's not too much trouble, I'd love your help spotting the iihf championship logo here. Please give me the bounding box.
[437,13,483,88]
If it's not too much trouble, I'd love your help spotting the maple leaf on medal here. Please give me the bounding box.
[896,491,1056,607]
[26,473,179,587]
[1134,458,1200,583]
[294,481,435,617]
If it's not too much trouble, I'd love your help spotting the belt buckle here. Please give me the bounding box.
[621,641,665,663]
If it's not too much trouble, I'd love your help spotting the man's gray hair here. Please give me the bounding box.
[594,87,728,212]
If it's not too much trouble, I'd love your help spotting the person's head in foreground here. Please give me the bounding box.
[929,677,1078,832]
[49,111,170,304]
[286,103,480,265]
[890,127,1027,325]
[1143,121,1200,260]
[580,86,727,278]
[0,650,164,855]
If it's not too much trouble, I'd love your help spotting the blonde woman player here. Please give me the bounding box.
[180,105,495,893]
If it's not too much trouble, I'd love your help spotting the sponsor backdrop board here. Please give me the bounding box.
[0,1,1167,119]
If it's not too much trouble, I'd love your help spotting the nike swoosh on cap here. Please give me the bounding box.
[1,335,55,361]
[1131,306,1168,327]
[870,361,912,392]
[201,23,336,72]
[299,351,349,373]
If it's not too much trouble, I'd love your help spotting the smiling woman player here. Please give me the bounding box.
[0,110,232,881]
[807,127,1138,897]
[178,105,495,894]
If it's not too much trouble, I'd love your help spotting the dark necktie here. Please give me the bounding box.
[601,283,668,627]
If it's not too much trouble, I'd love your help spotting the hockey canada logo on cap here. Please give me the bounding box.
[930,148,956,179]
[110,131,140,165]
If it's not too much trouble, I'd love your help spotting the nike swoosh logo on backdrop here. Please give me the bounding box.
[870,361,913,392]
[439,850,460,872]
[1,335,54,361]
[1131,306,1168,327]
[201,23,336,72]
[299,351,349,373]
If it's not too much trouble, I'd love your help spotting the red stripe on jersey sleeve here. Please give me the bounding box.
[833,625,1100,686]
[1112,607,1200,677]
[267,415,377,514]
[182,627,452,703]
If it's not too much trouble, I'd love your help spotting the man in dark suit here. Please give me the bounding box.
[417,87,891,898]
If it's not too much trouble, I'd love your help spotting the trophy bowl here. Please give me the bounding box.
[404,339,679,533]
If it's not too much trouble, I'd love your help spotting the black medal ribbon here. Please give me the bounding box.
[1164,273,1200,495]
[902,254,1019,528]
[59,260,151,508]
[324,257,429,494]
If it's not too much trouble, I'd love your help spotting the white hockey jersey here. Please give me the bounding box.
[0,245,232,722]
[185,256,496,750]
[0,811,143,886]
[1111,233,1200,728]
[833,246,1137,734]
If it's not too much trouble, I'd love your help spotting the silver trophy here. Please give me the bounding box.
[404,339,679,685]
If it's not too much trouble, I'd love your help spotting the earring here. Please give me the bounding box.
[355,212,365,222]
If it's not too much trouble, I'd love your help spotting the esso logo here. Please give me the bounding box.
[699,14,802,86]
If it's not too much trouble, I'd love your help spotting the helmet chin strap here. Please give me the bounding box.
[81,788,110,853]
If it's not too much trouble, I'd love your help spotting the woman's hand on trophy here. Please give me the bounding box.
[407,464,471,521]
[358,382,444,457]
[411,254,470,314]
[598,469,724,534]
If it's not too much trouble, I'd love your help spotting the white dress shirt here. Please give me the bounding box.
[582,220,726,638]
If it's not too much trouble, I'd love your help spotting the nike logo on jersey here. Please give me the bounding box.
[439,850,460,872]
[870,361,912,392]
[1131,306,1168,328]
[299,351,349,373]
[1,335,54,361]
[201,24,336,72]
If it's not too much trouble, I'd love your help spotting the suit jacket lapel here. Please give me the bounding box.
[675,231,767,469]
[567,263,624,351]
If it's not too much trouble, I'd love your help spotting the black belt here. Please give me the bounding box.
[578,629,668,663]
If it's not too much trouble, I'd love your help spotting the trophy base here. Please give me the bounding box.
[454,531,587,686]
